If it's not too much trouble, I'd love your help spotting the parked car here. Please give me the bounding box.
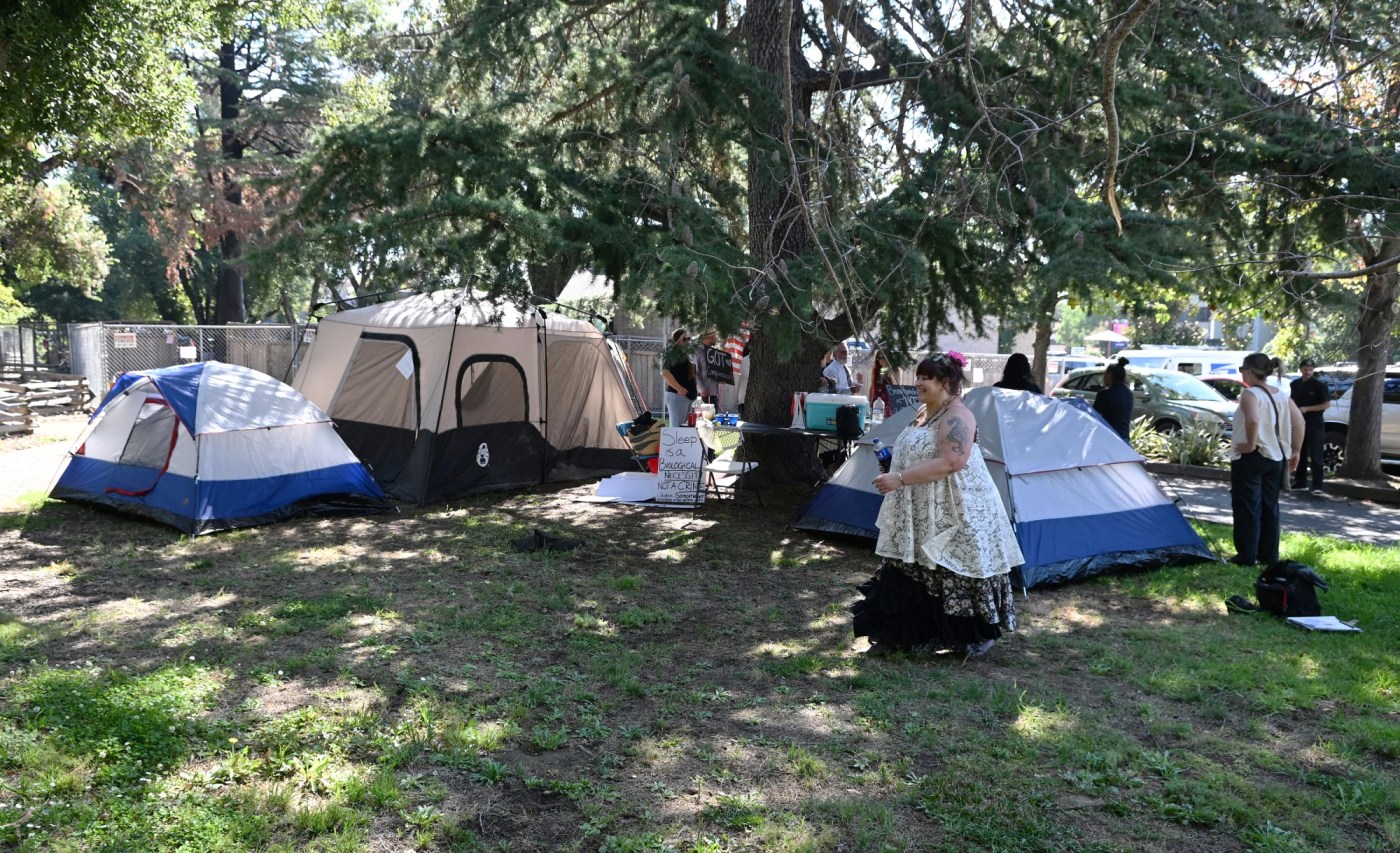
[1201,373,1292,401]
[1045,354,1108,389]
[1199,374,1246,401]
[1313,365,1363,400]
[1322,370,1400,474]
[1052,366,1236,436]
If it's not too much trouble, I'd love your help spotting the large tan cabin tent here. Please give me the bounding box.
[292,290,636,504]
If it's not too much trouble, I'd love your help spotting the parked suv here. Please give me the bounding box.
[1052,366,1236,435]
[1322,369,1400,473]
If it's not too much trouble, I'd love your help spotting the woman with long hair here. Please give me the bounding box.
[851,351,1023,658]
[1094,357,1134,441]
[993,352,1043,394]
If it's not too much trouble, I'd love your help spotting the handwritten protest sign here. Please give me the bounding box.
[701,345,734,385]
[656,427,705,504]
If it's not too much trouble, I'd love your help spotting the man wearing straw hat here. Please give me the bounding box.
[695,327,723,407]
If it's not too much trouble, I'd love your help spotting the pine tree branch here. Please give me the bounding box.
[1100,0,1158,236]
[800,66,894,95]
[1280,253,1400,281]
[546,79,626,125]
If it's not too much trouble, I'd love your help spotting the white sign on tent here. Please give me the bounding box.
[656,427,705,504]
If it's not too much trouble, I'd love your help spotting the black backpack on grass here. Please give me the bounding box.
[1254,561,1328,617]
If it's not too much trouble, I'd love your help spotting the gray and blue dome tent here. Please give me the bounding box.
[793,387,1212,588]
[51,361,389,535]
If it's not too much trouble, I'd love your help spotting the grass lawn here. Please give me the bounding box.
[1,478,1397,852]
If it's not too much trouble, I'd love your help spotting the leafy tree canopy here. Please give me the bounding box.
[0,0,213,182]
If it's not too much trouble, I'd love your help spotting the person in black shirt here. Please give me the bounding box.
[1289,358,1331,494]
[993,353,1043,394]
[1094,358,1134,442]
[660,328,698,426]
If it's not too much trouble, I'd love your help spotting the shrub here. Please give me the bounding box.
[1131,417,1228,467]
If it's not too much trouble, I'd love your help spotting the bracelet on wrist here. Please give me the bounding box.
[896,472,905,486]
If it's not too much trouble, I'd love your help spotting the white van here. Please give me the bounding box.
[1114,348,1252,377]
[1046,354,1108,390]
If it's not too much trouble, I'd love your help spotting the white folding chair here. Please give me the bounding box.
[695,420,760,504]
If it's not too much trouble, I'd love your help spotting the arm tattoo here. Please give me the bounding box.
[944,414,970,457]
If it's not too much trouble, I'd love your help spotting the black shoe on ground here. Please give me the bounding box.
[864,641,898,658]
[1225,595,1260,614]
[1227,555,1256,566]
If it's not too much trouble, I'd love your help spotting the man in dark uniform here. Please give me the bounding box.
[1289,358,1330,495]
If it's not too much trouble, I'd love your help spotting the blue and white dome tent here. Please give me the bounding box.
[794,387,1213,589]
[51,361,390,535]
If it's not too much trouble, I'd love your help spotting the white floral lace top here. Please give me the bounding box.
[874,414,1024,579]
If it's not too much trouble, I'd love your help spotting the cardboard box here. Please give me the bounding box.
[804,393,868,433]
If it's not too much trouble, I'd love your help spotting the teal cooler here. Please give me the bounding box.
[804,394,868,433]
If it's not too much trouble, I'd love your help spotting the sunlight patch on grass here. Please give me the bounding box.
[443,719,519,753]
[0,615,43,662]
[194,591,238,611]
[38,559,77,579]
[11,490,50,511]
[93,596,161,623]
[753,641,806,657]
[296,545,354,566]
[346,611,399,632]
[1293,653,1323,680]
[571,612,617,637]
[1011,704,1079,741]
[1041,601,1107,631]
[1359,667,1398,703]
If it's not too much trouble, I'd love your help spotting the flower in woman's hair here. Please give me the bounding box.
[945,350,968,368]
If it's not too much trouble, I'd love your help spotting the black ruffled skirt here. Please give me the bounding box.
[851,558,1017,651]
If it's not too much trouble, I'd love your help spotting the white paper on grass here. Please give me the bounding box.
[395,349,415,379]
[1285,616,1362,632]
[595,472,658,502]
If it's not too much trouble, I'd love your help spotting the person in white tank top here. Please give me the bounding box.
[1228,353,1305,566]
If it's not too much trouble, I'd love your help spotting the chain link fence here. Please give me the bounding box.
[0,323,72,374]
[0,326,18,372]
[67,323,306,396]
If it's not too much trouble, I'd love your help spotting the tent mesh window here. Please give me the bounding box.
[457,357,527,426]
[334,338,419,431]
[118,401,180,468]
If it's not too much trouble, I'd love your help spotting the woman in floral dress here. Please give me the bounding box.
[851,351,1023,658]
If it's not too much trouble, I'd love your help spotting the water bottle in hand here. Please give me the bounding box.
[872,439,892,473]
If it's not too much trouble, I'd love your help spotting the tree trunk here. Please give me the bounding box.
[742,0,828,483]
[214,40,247,325]
[1340,233,1400,480]
[1030,289,1059,390]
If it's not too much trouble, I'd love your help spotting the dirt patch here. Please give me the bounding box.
[0,413,86,509]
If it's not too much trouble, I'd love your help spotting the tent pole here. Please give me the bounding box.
[425,289,467,505]
[537,310,550,485]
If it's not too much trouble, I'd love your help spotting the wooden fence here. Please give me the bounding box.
[0,371,92,436]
